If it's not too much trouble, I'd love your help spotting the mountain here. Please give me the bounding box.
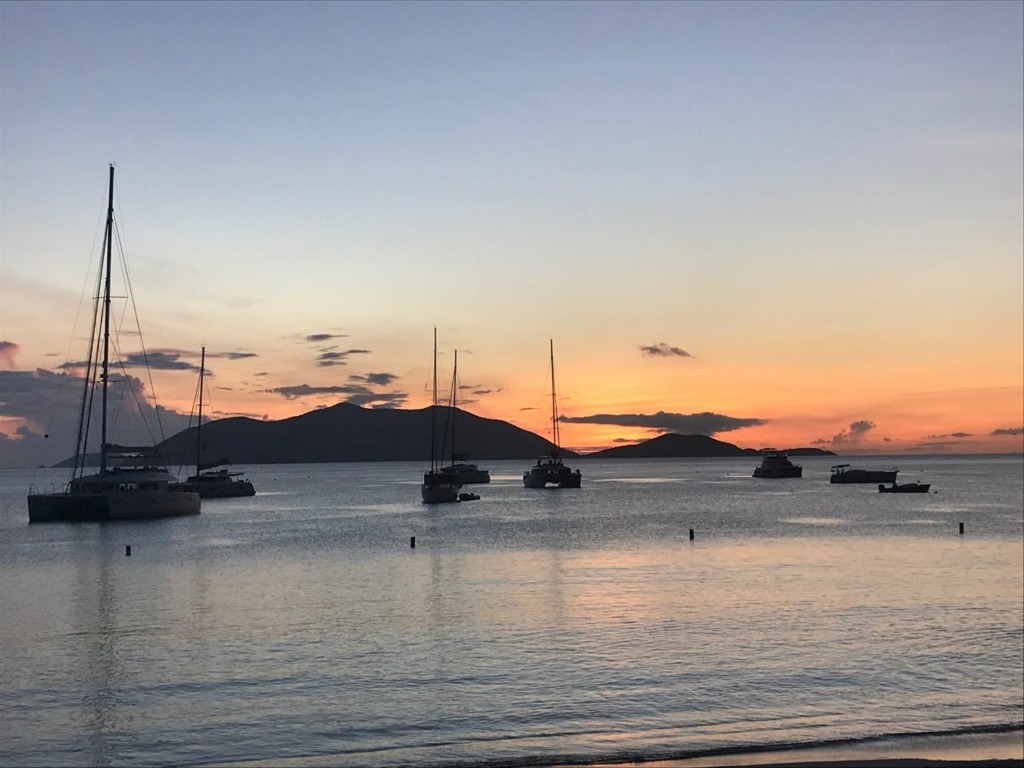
[588,433,754,458]
[55,405,835,468]
[154,402,573,466]
[587,433,836,459]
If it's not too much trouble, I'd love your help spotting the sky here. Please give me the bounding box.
[1,0,1022,468]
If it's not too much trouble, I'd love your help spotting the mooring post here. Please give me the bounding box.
[410,536,416,548]
[959,522,964,535]
[689,528,695,541]
[125,545,131,556]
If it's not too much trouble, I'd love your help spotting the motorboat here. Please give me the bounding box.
[752,450,803,479]
[27,165,200,522]
[878,481,931,493]
[830,464,898,484]
[523,340,582,489]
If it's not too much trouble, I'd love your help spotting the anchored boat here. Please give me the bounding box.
[27,165,200,522]
[523,340,582,489]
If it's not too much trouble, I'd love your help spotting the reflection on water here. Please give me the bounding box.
[0,457,1021,767]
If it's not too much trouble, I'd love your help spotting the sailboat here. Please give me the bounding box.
[173,347,256,498]
[438,350,490,485]
[421,329,461,504]
[27,165,201,522]
[523,340,582,489]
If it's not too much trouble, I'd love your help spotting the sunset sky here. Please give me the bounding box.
[1,0,1022,468]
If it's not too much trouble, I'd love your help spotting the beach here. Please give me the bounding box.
[591,730,1024,768]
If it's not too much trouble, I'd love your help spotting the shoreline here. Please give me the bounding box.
[581,730,1024,768]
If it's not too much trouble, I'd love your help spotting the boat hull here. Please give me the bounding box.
[753,466,803,479]
[831,469,898,484]
[523,461,583,488]
[440,468,491,484]
[421,484,460,503]
[878,483,931,493]
[28,489,200,523]
[421,470,460,504]
[173,478,256,498]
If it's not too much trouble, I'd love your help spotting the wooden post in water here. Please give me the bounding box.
[959,522,964,535]
[410,536,416,548]
[125,545,131,556]
[689,529,695,541]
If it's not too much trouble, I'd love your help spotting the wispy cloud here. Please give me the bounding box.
[305,333,347,343]
[316,349,371,367]
[267,382,407,408]
[560,411,765,435]
[639,343,692,358]
[992,427,1023,436]
[208,351,258,361]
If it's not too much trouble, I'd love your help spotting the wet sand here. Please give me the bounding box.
[579,730,1024,768]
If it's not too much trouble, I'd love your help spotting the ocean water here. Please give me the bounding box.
[1,455,1021,767]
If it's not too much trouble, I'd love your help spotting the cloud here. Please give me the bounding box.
[305,333,347,343]
[913,441,955,452]
[122,351,201,372]
[267,382,407,408]
[559,411,765,435]
[830,419,876,444]
[639,343,692,358]
[925,432,973,439]
[0,368,194,468]
[208,351,258,361]
[992,427,1023,436]
[350,372,398,386]
[0,341,19,369]
[316,349,371,367]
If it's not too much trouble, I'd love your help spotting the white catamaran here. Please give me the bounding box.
[27,165,201,522]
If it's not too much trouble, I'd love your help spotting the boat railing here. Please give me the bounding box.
[28,482,69,495]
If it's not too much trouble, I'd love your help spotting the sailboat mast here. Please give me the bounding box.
[450,349,458,466]
[549,339,560,455]
[196,346,206,472]
[99,164,115,473]
[430,327,438,472]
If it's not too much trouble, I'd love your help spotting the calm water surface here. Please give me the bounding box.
[1,455,1022,767]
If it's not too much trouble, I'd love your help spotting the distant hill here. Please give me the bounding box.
[55,405,835,468]
[588,433,755,458]
[153,402,571,467]
[588,433,836,459]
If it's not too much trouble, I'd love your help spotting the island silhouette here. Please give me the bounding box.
[55,401,834,467]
